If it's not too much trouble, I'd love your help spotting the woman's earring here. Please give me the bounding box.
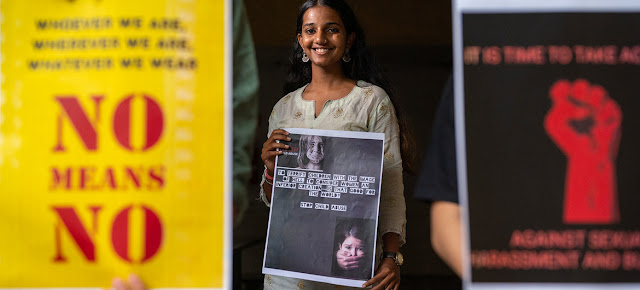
[302,52,309,63]
[342,50,351,63]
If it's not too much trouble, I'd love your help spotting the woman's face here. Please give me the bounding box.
[340,235,365,257]
[306,136,325,164]
[297,5,353,69]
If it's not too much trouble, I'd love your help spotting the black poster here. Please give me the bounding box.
[461,12,640,284]
[262,128,384,287]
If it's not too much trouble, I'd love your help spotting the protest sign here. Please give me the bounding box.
[263,128,384,287]
[0,0,230,288]
[454,1,640,289]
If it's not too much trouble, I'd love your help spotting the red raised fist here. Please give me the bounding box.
[544,79,622,224]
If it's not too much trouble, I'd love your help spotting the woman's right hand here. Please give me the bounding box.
[261,129,290,176]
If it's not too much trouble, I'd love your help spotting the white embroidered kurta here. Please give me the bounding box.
[260,81,406,290]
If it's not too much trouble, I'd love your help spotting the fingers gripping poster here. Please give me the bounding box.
[0,0,230,288]
[263,128,384,288]
[454,1,640,289]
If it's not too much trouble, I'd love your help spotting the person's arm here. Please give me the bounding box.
[363,232,401,290]
[363,91,405,290]
[369,94,407,247]
[261,170,274,202]
[430,200,462,277]
[382,232,400,253]
[260,130,290,204]
[259,98,285,206]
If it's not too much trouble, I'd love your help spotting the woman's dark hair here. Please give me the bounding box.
[284,0,416,174]
[297,135,325,168]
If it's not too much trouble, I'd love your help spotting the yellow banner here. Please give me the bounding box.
[0,0,229,288]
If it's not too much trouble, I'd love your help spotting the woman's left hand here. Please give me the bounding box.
[362,258,400,290]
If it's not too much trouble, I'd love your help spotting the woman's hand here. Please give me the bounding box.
[261,129,290,176]
[111,274,146,290]
[362,258,400,290]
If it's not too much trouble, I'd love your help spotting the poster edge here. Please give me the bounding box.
[452,0,473,287]
[284,128,384,140]
[262,268,366,288]
[457,0,640,12]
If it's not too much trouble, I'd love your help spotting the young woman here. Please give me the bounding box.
[260,0,408,289]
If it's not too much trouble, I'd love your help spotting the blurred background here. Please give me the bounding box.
[234,0,459,289]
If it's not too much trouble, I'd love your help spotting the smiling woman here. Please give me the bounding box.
[259,0,410,289]
[297,5,354,70]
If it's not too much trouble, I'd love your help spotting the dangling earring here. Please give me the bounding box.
[302,52,309,63]
[342,50,351,63]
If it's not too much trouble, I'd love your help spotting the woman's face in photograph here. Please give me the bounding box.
[297,5,350,69]
[340,235,365,257]
[306,136,325,164]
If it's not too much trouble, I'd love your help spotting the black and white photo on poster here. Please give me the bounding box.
[262,128,384,287]
[454,1,640,289]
